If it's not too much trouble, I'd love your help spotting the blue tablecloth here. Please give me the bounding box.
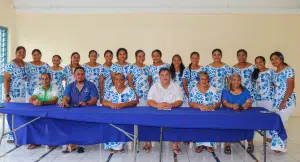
[0,103,286,145]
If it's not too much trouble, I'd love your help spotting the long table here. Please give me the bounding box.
[0,103,287,162]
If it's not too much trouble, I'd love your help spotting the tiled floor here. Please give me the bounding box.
[0,117,299,162]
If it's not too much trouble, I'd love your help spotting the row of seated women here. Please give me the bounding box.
[3,46,296,155]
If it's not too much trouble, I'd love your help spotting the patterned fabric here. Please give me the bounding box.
[205,64,231,93]
[100,65,113,97]
[64,80,99,106]
[128,64,150,105]
[49,69,64,102]
[32,85,58,102]
[82,64,102,92]
[25,63,50,101]
[111,63,131,86]
[189,86,220,147]
[269,67,297,152]
[172,72,188,106]
[148,63,170,84]
[63,65,76,86]
[255,69,275,102]
[182,66,206,93]
[232,65,256,101]
[189,87,220,106]
[4,62,26,102]
[272,67,296,110]
[103,86,136,150]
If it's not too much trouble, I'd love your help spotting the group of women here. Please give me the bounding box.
[3,46,296,154]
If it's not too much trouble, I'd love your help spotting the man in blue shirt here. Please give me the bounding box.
[59,66,98,153]
[60,67,98,108]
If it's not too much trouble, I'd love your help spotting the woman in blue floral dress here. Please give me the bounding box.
[128,50,150,106]
[232,49,256,102]
[189,71,221,153]
[49,55,64,103]
[102,73,137,153]
[25,49,50,102]
[82,50,102,95]
[148,49,170,85]
[111,48,131,86]
[269,52,296,153]
[100,50,113,103]
[182,52,206,101]
[63,52,81,86]
[205,49,231,94]
[4,46,27,143]
[169,54,188,106]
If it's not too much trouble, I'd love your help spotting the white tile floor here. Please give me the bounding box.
[0,117,299,162]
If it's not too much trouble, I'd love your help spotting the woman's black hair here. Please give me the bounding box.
[70,52,80,64]
[152,49,162,57]
[252,56,265,81]
[116,48,128,60]
[104,50,113,57]
[88,50,98,57]
[170,54,185,80]
[32,49,42,55]
[230,74,246,90]
[188,52,200,79]
[52,55,61,61]
[237,49,247,57]
[16,46,26,53]
[270,51,289,66]
[135,50,145,58]
[212,48,222,56]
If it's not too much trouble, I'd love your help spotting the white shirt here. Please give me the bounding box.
[148,82,183,104]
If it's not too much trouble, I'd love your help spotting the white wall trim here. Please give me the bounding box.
[15,7,300,14]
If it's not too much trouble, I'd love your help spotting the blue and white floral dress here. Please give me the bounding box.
[49,69,65,103]
[103,86,137,150]
[100,65,113,98]
[172,72,188,107]
[128,64,150,106]
[25,62,50,102]
[255,69,275,112]
[111,63,131,86]
[4,62,27,141]
[148,63,170,85]
[189,86,220,147]
[205,64,231,94]
[4,62,27,102]
[63,65,76,86]
[182,66,206,93]
[269,67,296,152]
[232,65,256,102]
[82,64,102,93]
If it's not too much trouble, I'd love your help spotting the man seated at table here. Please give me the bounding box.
[145,68,183,154]
[28,72,59,149]
[59,66,99,153]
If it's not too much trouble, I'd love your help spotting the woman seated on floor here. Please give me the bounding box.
[189,71,221,153]
[102,73,137,153]
[221,73,253,154]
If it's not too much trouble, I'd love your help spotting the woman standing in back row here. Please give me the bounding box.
[232,49,256,102]
[49,55,64,103]
[99,50,114,103]
[205,49,231,94]
[63,52,81,85]
[148,49,170,84]
[111,48,131,86]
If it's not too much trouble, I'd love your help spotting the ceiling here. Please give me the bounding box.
[13,0,300,14]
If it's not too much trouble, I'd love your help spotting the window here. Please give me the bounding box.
[0,26,8,102]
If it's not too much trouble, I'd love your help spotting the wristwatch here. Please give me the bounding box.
[5,94,10,98]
